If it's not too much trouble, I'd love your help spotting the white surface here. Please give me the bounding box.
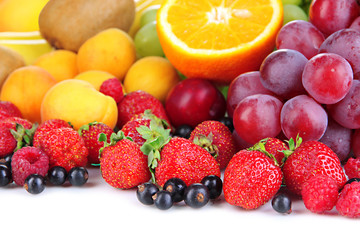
[1,167,358,239]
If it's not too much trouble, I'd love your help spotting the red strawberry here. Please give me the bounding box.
[301,174,339,214]
[99,131,151,189]
[344,157,360,179]
[263,137,289,166]
[11,146,49,186]
[336,181,360,218]
[223,149,283,210]
[117,90,170,128]
[33,119,72,147]
[37,127,88,171]
[78,121,114,164]
[0,125,17,158]
[282,139,347,196]
[0,101,22,120]
[99,78,124,104]
[0,116,33,130]
[189,120,236,169]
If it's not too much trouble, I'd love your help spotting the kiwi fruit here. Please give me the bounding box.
[39,0,136,52]
[0,45,26,89]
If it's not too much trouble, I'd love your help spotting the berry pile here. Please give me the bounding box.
[136,175,222,210]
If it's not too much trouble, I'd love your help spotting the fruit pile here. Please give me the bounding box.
[0,0,360,219]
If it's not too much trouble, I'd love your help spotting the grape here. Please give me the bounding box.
[260,49,308,99]
[276,20,325,59]
[327,80,360,129]
[350,16,360,32]
[283,4,308,25]
[134,21,164,58]
[281,95,328,142]
[351,129,360,158]
[309,0,359,37]
[319,117,352,163]
[140,6,160,28]
[232,130,252,152]
[233,94,283,145]
[226,71,275,118]
[319,29,360,79]
[302,53,353,104]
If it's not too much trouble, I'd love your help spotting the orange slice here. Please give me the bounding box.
[157,0,283,84]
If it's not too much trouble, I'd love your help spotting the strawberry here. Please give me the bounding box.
[117,90,170,128]
[0,101,22,120]
[78,121,114,164]
[0,125,17,158]
[0,116,33,130]
[99,131,151,189]
[223,147,283,210]
[282,139,347,196]
[189,120,236,169]
[262,137,289,166]
[37,127,88,171]
[33,119,73,147]
[99,78,124,104]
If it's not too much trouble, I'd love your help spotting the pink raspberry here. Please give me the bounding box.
[99,78,124,103]
[344,157,360,179]
[336,181,360,218]
[301,174,339,214]
[11,146,49,186]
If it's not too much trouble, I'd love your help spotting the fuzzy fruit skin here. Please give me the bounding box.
[33,119,72,147]
[189,120,236,170]
[11,146,49,186]
[155,137,221,187]
[117,90,170,128]
[79,123,114,164]
[100,139,150,189]
[223,150,283,210]
[282,141,347,196]
[121,117,151,146]
[301,174,339,214]
[336,181,360,218]
[344,158,360,179]
[38,127,88,171]
[0,126,16,158]
[0,101,22,120]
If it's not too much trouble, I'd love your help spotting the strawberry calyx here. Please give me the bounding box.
[78,121,99,136]
[248,138,281,167]
[192,132,219,159]
[10,122,38,152]
[98,130,133,158]
[137,117,171,184]
[281,134,303,162]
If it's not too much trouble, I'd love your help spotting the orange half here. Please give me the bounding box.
[157,0,283,84]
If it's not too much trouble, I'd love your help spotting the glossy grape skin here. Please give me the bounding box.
[351,129,360,158]
[276,20,325,59]
[302,53,353,104]
[260,49,308,99]
[281,95,328,142]
[350,16,360,32]
[327,80,360,129]
[319,29,360,79]
[233,94,283,145]
[232,130,252,152]
[319,117,352,163]
[165,78,226,128]
[309,0,359,37]
[134,21,164,57]
[226,71,274,118]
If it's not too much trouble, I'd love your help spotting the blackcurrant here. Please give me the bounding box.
[184,183,210,208]
[136,182,159,205]
[163,178,187,202]
[153,190,173,210]
[201,175,222,200]
[271,192,292,214]
[24,174,45,194]
[173,124,193,139]
[219,116,234,132]
[67,167,88,186]
[0,165,12,187]
[0,154,12,169]
[47,166,67,185]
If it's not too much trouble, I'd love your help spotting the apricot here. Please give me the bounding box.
[41,79,118,130]
[0,66,56,123]
[74,70,116,91]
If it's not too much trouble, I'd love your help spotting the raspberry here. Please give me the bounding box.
[11,146,49,186]
[344,157,360,179]
[301,174,339,214]
[99,78,124,103]
[336,181,360,218]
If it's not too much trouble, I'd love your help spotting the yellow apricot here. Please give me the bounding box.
[74,70,116,91]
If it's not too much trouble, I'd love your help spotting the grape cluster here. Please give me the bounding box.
[228,0,360,162]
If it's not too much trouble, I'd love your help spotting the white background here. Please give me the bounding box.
[1,167,358,240]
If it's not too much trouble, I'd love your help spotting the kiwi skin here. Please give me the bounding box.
[39,0,135,52]
[0,45,26,89]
